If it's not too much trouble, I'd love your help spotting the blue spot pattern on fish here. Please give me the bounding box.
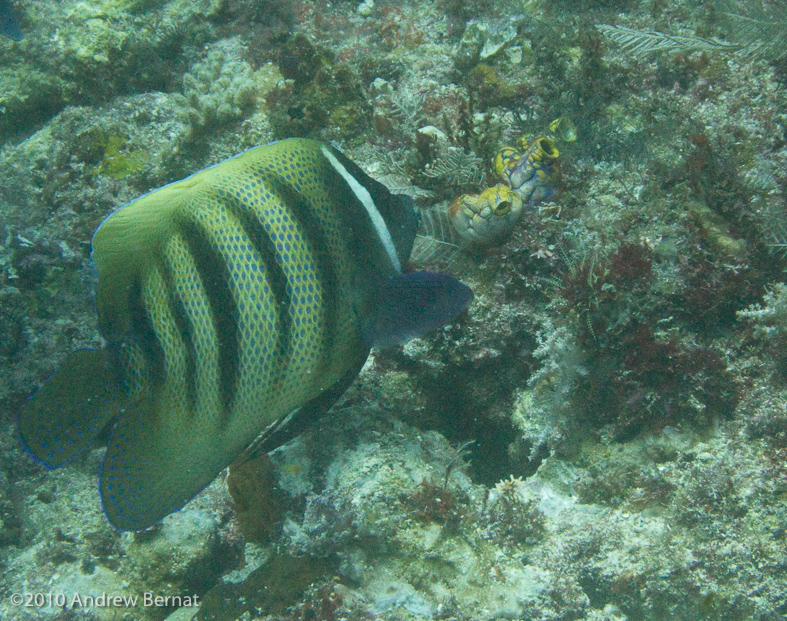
[18,138,472,530]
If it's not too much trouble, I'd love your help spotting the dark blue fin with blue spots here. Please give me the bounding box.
[18,349,124,469]
[362,272,473,349]
[99,400,198,531]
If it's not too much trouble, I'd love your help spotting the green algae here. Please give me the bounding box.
[96,135,150,179]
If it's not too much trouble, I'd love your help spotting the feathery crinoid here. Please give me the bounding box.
[720,0,787,63]
[411,204,462,267]
[597,24,738,60]
[599,2,787,65]
[760,193,787,258]
[421,146,486,188]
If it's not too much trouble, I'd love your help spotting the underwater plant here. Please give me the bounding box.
[720,0,787,63]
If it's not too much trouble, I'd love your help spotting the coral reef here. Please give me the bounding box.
[0,0,787,619]
[176,39,261,139]
[265,32,372,142]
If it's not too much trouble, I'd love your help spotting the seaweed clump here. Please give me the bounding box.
[537,242,739,439]
[266,33,372,143]
[483,476,545,547]
[407,478,462,526]
[227,454,285,543]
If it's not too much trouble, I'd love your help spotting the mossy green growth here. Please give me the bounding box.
[468,63,519,109]
[124,0,167,15]
[686,198,747,262]
[329,104,365,135]
[95,135,150,180]
[23,267,80,319]
[267,34,371,143]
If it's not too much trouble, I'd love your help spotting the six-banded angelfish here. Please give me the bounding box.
[18,138,473,531]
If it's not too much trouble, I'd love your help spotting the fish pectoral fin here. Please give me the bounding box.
[19,349,123,469]
[362,272,473,349]
[99,401,231,531]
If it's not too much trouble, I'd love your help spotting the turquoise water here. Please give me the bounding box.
[0,0,786,619]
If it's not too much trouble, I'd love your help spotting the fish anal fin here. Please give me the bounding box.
[100,397,231,531]
[102,346,369,531]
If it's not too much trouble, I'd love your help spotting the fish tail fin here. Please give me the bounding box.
[99,399,232,531]
[18,349,124,469]
[362,272,473,349]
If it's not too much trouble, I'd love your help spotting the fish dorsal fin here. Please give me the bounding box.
[362,272,473,349]
[18,349,124,468]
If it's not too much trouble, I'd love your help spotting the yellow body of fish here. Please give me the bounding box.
[19,138,472,530]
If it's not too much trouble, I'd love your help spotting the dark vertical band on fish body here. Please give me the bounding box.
[322,146,417,268]
[159,257,198,411]
[218,189,292,379]
[128,279,166,389]
[318,158,387,270]
[175,216,240,414]
[265,173,339,374]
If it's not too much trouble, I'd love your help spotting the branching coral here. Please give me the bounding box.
[177,39,261,137]
[738,282,787,376]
